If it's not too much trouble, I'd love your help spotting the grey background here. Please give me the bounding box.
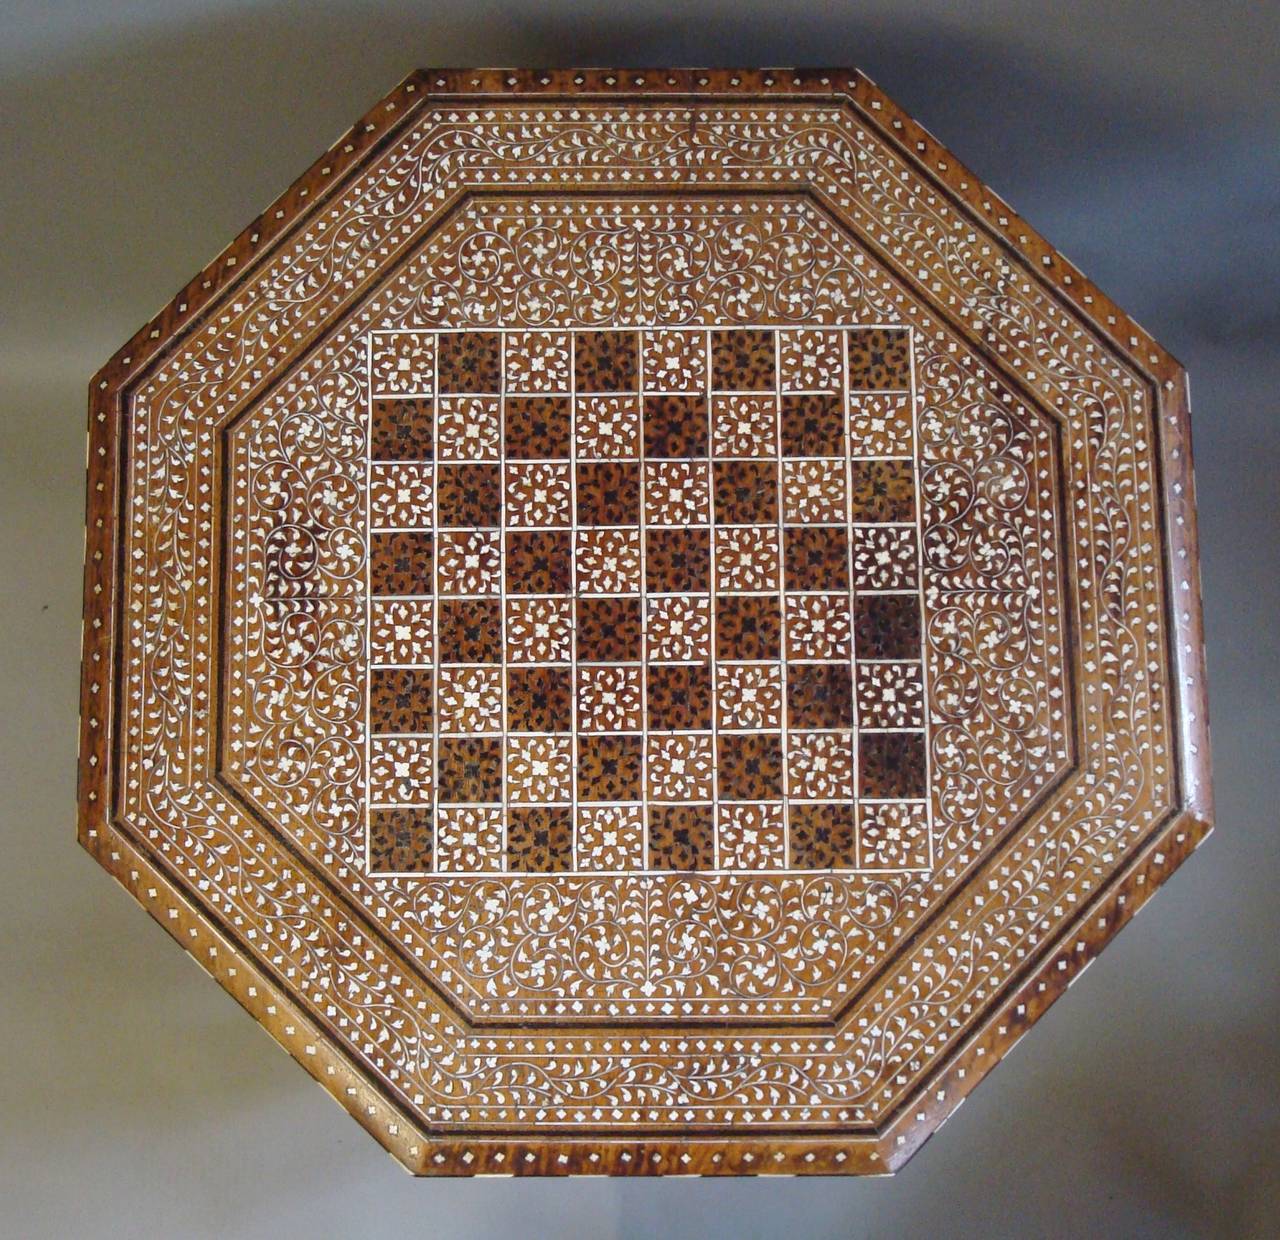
[3,2,1277,1236]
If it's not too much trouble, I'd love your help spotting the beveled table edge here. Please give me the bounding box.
[76,67,1213,1176]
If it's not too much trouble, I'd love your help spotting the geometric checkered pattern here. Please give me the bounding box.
[365,326,931,875]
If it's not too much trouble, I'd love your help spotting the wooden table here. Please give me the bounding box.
[78,69,1213,1175]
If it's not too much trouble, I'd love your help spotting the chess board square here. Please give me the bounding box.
[370,463,433,528]
[435,807,504,873]
[790,803,857,869]
[505,530,572,594]
[858,731,927,798]
[578,735,644,803]
[645,528,710,593]
[507,807,573,872]
[437,331,501,392]
[436,736,503,803]
[436,396,500,461]
[785,593,852,660]
[576,528,642,594]
[647,664,712,730]
[437,666,503,734]
[646,595,711,663]
[577,596,643,662]
[648,804,713,871]
[787,731,855,800]
[369,598,433,665]
[437,463,501,528]
[710,395,776,457]
[711,328,775,390]
[643,394,708,458]
[506,735,573,804]
[784,526,849,591]
[780,393,843,457]
[715,594,781,661]
[851,525,918,590]
[714,526,780,591]
[577,665,642,733]
[369,667,433,734]
[438,598,502,663]
[436,530,501,595]
[777,328,842,392]
[858,800,930,869]
[643,460,710,526]
[856,661,925,728]
[505,462,572,528]
[371,397,433,460]
[713,460,779,525]
[717,733,784,800]
[370,531,433,596]
[368,808,433,873]
[576,396,641,459]
[504,330,571,393]
[576,462,640,526]
[576,806,644,870]
[849,393,914,457]
[574,330,638,392]
[506,666,573,733]
[782,458,846,524]
[370,333,434,397]
[647,733,714,801]
[642,329,706,391]
[847,327,911,390]
[505,597,572,664]
[854,593,922,660]
[717,804,785,870]
[369,736,433,803]
[786,662,854,729]
[505,395,572,459]
[849,459,915,522]
[716,663,783,731]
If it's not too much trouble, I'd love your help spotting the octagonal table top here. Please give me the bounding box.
[78,68,1212,1176]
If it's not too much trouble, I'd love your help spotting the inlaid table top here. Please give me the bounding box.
[78,68,1213,1176]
